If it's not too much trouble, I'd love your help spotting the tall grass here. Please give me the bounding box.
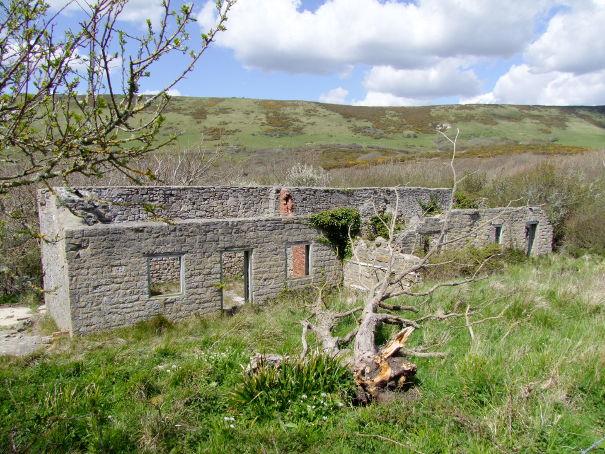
[1,254,603,453]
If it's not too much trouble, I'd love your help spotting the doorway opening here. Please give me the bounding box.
[526,222,537,256]
[221,249,252,312]
[494,224,503,245]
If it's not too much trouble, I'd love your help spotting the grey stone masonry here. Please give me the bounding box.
[344,238,421,292]
[52,186,451,225]
[343,206,552,293]
[395,207,553,255]
[38,186,552,335]
[57,216,339,334]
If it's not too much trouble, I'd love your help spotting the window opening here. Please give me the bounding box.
[288,243,311,277]
[148,255,183,297]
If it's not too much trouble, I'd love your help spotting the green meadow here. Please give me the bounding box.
[1,254,604,453]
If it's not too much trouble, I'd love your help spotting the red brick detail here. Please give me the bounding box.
[279,190,295,216]
[291,244,308,277]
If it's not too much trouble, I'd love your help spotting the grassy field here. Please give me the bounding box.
[154,97,605,169]
[1,253,604,453]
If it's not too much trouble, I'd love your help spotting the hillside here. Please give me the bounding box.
[158,97,605,168]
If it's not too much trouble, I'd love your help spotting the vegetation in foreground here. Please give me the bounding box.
[1,253,603,453]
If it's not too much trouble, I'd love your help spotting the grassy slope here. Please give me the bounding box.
[1,253,604,453]
[157,98,605,164]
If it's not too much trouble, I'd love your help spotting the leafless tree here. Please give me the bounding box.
[255,129,496,402]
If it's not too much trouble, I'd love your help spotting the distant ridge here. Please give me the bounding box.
[157,97,604,167]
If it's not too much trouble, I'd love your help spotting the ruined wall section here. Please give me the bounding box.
[344,238,421,292]
[54,186,453,225]
[395,207,553,255]
[55,186,277,224]
[278,187,452,221]
[37,190,78,332]
[63,217,340,333]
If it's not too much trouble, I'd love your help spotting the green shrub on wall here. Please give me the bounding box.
[418,194,442,216]
[366,213,403,241]
[308,208,361,260]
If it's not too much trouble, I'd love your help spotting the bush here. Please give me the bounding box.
[453,191,479,209]
[0,188,42,297]
[366,213,403,241]
[484,163,593,247]
[231,354,355,421]
[308,208,361,260]
[422,245,527,281]
[563,197,605,255]
[284,163,331,187]
[418,194,442,216]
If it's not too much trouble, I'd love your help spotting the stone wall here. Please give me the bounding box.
[342,207,553,293]
[39,186,553,335]
[58,216,340,334]
[395,207,553,255]
[53,185,452,225]
[344,239,421,292]
[38,191,73,332]
[278,187,452,221]
[221,250,245,278]
[53,186,277,225]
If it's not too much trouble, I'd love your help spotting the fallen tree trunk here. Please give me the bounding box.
[250,128,488,403]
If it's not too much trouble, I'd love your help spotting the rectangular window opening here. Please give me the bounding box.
[288,243,311,278]
[148,255,183,297]
[221,249,252,311]
[526,222,538,256]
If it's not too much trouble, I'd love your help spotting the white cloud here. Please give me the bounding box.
[48,0,165,25]
[462,64,605,105]
[318,87,349,104]
[525,0,605,74]
[363,61,481,100]
[67,50,122,75]
[199,0,554,74]
[464,1,605,106]
[142,89,183,97]
[353,92,427,107]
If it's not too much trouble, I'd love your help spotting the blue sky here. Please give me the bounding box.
[50,0,605,106]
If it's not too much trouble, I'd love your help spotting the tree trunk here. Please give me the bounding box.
[353,298,418,402]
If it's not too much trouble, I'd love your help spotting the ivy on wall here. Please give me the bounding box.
[367,213,404,241]
[308,208,361,260]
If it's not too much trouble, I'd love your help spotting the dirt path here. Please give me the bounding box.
[0,305,53,356]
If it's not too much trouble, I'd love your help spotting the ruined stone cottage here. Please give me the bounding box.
[38,186,553,334]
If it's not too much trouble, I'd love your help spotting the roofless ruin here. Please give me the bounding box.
[38,186,552,334]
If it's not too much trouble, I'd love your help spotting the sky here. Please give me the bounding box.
[48,0,605,106]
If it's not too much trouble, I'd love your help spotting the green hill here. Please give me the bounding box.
[158,97,605,168]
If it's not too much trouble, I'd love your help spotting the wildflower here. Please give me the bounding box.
[229,424,235,429]
[322,416,327,421]
[301,394,308,400]
[336,402,344,408]
[320,393,327,398]
[224,416,235,422]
